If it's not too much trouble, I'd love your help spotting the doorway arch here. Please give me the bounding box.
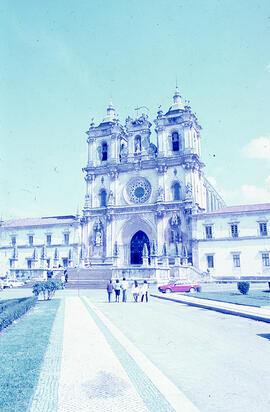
[130,231,150,265]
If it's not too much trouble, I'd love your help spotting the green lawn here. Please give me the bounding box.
[0,298,60,412]
[186,290,270,307]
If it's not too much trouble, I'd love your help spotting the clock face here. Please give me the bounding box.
[127,177,151,204]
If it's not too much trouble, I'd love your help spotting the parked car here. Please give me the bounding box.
[158,280,200,293]
[3,280,24,288]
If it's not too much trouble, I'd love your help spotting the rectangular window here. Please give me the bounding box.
[46,235,52,245]
[259,223,268,236]
[46,259,50,268]
[9,259,14,268]
[11,236,16,246]
[28,235,33,246]
[64,233,69,245]
[205,225,213,239]
[27,259,32,269]
[233,254,240,267]
[207,255,214,268]
[262,253,270,267]
[231,224,238,238]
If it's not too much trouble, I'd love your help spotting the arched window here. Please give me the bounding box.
[100,189,107,207]
[102,142,108,161]
[172,132,180,152]
[173,183,181,200]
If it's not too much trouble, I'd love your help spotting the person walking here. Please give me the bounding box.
[106,279,114,303]
[114,279,121,302]
[64,270,68,284]
[121,277,128,302]
[141,280,149,302]
[131,280,140,302]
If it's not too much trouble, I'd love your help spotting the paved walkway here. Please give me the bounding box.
[29,296,199,412]
[151,293,270,323]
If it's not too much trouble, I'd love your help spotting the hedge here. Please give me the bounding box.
[0,297,38,332]
[0,298,27,314]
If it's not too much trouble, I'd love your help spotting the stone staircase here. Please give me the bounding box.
[64,267,112,289]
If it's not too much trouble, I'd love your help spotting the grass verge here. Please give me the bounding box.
[186,290,270,307]
[0,298,60,412]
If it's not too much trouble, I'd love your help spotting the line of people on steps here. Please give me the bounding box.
[106,278,148,303]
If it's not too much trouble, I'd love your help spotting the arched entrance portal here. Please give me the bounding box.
[130,231,150,265]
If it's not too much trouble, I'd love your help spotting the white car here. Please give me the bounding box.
[3,280,24,288]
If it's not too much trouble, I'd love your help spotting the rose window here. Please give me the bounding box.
[127,178,151,204]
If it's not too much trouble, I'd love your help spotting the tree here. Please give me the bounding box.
[32,279,62,300]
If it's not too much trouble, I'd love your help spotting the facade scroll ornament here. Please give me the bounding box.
[185,183,193,199]
[157,164,167,174]
[109,169,119,180]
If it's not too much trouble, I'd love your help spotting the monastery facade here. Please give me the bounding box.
[1,88,269,281]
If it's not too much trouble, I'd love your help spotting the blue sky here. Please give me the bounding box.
[1,0,270,219]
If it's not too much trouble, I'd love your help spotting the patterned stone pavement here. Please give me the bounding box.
[58,296,152,412]
[29,299,65,412]
[28,295,198,412]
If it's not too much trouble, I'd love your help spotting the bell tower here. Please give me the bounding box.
[85,102,126,167]
[155,86,202,159]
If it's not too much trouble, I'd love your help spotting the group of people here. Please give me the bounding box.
[106,278,149,303]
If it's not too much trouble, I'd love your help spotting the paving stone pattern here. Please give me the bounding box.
[28,299,65,412]
[57,297,150,412]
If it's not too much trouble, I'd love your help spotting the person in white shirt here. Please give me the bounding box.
[121,277,128,302]
[140,280,148,302]
[131,280,139,302]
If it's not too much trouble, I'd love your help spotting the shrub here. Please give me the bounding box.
[32,279,62,300]
[0,297,37,332]
[237,281,250,295]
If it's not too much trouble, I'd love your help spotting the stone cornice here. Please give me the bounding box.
[194,235,270,242]
[85,200,191,217]
[83,153,204,175]
[0,243,78,250]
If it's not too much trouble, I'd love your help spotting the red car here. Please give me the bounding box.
[158,280,200,293]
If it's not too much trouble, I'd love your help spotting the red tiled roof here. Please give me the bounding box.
[2,216,77,228]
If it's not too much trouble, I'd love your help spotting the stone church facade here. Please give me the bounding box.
[80,88,224,279]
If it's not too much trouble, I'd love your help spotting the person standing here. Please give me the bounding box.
[114,279,121,302]
[141,280,148,302]
[61,273,65,289]
[106,279,114,302]
[121,277,128,302]
[131,280,140,302]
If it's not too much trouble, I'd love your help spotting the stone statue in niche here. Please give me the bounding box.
[170,212,181,228]
[108,190,114,205]
[157,186,164,201]
[135,139,141,154]
[94,219,103,247]
[95,230,102,247]
[120,144,128,162]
